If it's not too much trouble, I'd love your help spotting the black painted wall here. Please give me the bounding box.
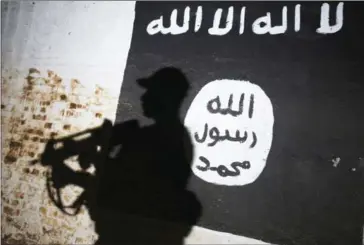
[116,2,364,245]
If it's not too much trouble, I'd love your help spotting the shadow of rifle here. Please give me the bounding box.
[31,119,113,216]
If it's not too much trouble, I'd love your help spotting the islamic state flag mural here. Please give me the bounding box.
[116,2,364,245]
[2,2,363,245]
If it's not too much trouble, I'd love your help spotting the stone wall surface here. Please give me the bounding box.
[1,67,117,244]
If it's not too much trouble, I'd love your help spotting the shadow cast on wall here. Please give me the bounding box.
[34,67,202,245]
[32,65,364,245]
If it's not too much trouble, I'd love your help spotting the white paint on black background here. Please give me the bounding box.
[252,6,287,35]
[146,2,344,36]
[119,2,363,243]
[194,6,203,32]
[239,7,246,35]
[294,4,301,32]
[146,7,191,35]
[316,2,344,34]
[208,7,234,36]
[184,80,274,186]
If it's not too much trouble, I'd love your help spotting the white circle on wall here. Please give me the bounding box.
[184,79,274,186]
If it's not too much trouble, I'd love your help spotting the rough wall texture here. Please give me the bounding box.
[1,67,117,244]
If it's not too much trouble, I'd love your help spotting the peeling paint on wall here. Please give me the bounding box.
[1,1,136,244]
[1,68,118,244]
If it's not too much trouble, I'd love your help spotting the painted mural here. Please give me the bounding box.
[2,1,364,245]
[116,2,364,245]
[146,3,344,36]
[184,80,274,186]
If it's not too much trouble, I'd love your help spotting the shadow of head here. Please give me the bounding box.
[137,67,190,120]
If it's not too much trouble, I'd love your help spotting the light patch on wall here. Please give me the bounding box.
[1,2,136,244]
[184,79,274,186]
[2,1,136,99]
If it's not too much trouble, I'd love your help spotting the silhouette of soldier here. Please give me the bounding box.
[40,67,201,245]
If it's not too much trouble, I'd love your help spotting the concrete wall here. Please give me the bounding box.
[1,1,270,244]
[1,2,135,244]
